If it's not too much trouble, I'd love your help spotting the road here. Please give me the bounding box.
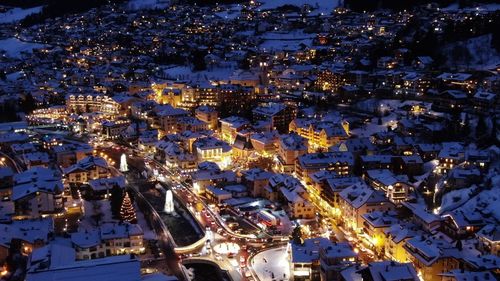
[93,139,381,280]
[95,144,252,280]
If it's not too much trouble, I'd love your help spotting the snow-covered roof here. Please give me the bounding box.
[220,116,250,128]
[193,136,231,151]
[290,237,331,264]
[88,176,126,191]
[279,133,307,151]
[339,182,388,209]
[100,222,143,240]
[252,103,286,117]
[476,224,500,242]
[241,168,274,181]
[363,261,419,281]
[436,72,472,81]
[71,229,101,248]
[298,151,354,168]
[440,270,496,281]
[192,170,236,182]
[27,248,140,281]
[401,202,441,225]
[64,156,108,174]
[362,210,399,228]
[473,91,496,101]
[12,167,63,201]
[0,217,54,247]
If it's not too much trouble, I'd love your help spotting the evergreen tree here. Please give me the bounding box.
[291,226,304,245]
[120,192,136,223]
[110,185,124,219]
[190,49,207,71]
[20,93,37,113]
[476,115,488,138]
[456,239,463,251]
[491,116,497,144]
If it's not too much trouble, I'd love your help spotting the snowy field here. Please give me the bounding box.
[0,6,42,23]
[257,0,340,15]
[443,34,500,70]
[251,246,290,281]
[126,0,169,10]
[80,200,116,230]
[259,31,316,52]
[0,38,47,58]
[79,200,156,239]
[135,203,158,240]
[215,5,242,20]
[442,3,500,12]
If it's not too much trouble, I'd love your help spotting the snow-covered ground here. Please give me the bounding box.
[351,113,397,137]
[442,34,500,70]
[257,0,340,15]
[80,200,117,230]
[126,0,169,10]
[442,2,500,12]
[215,5,242,20]
[439,186,475,214]
[6,71,25,81]
[0,6,42,23]
[439,185,500,220]
[135,203,157,240]
[259,31,315,52]
[251,246,290,281]
[0,38,47,58]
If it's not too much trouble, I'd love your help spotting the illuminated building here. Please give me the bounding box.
[66,94,120,115]
[338,183,394,233]
[64,156,110,185]
[219,116,250,144]
[12,167,64,219]
[316,69,345,92]
[102,120,130,139]
[192,169,236,195]
[195,106,218,131]
[319,242,357,281]
[364,169,410,204]
[192,136,231,165]
[71,222,145,260]
[0,218,53,262]
[175,116,208,133]
[250,131,279,156]
[241,168,274,197]
[476,224,500,256]
[219,84,256,116]
[252,102,297,133]
[289,118,349,150]
[295,152,354,185]
[404,235,460,281]
[361,211,399,253]
[157,104,189,135]
[276,133,308,173]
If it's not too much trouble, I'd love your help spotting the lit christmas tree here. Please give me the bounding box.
[120,192,136,223]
